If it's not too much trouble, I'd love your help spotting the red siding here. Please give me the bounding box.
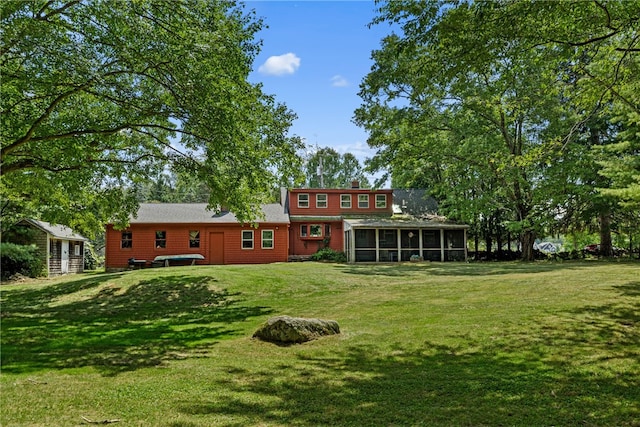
[288,220,344,256]
[288,188,394,216]
[106,223,289,269]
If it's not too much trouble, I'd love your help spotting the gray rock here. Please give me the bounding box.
[253,315,340,344]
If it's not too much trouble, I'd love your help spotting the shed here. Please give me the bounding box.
[10,219,88,276]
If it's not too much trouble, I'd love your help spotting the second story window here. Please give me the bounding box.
[358,194,369,209]
[341,194,351,208]
[316,193,327,208]
[376,194,387,209]
[155,231,166,248]
[298,193,309,208]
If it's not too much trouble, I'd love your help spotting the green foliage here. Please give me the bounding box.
[83,244,100,271]
[358,0,640,260]
[310,247,347,262]
[1,0,303,236]
[304,147,371,188]
[0,243,45,279]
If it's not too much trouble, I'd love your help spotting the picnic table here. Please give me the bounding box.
[152,254,204,267]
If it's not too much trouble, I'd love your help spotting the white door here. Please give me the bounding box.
[61,241,69,274]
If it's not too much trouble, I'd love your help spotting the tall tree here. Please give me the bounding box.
[356,0,639,260]
[1,0,302,237]
[304,147,371,189]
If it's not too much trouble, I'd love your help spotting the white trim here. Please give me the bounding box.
[340,194,352,208]
[241,230,254,249]
[358,194,369,209]
[316,193,328,208]
[261,229,274,249]
[298,193,309,208]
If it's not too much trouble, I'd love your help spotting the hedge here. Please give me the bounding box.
[0,243,46,280]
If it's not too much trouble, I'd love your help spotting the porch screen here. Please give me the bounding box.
[378,229,397,262]
[354,229,376,262]
[445,230,465,261]
[422,230,441,261]
[400,230,420,261]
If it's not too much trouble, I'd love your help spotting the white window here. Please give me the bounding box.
[74,244,81,256]
[375,194,387,209]
[358,194,369,209]
[262,230,274,249]
[340,194,351,208]
[298,193,309,208]
[316,193,327,208]
[300,225,308,237]
[242,230,254,249]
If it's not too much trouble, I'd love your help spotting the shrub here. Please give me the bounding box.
[310,247,347,262]
[0,243,46,280]
[84,244,99,270]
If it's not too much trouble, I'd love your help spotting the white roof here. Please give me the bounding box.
[24,219,88,241]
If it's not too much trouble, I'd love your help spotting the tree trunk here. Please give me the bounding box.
[485,235,493,260]
[599,211,613,257]
[474,234,479,259]
[520,230,536,261]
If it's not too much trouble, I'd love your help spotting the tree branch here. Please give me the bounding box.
[36,0,81,21]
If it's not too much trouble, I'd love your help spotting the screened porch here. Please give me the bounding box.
[343,219,468,263]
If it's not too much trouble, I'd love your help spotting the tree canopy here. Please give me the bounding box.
[356,0,639,259]
[303,147,371,189]
[1,0,302,237]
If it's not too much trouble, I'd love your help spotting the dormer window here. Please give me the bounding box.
[358,194,369,209]
[298,193,309,208]
[341,194,351,208]
[316,193,327,208]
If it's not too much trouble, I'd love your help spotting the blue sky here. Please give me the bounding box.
[246,1,394,175]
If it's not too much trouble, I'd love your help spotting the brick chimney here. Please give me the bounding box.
[351,180,360,189]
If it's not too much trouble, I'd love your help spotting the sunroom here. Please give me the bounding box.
[343,218,468,263]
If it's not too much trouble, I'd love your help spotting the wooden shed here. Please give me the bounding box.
[10,219,88,276]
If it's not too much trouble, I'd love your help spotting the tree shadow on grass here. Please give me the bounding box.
[337,260,627,277]
[177,281,640,426]
[1,274,272,376]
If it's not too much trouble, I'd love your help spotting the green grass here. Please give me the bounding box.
[1,261,638,426]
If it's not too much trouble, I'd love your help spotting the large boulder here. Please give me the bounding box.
[253,315,340,344]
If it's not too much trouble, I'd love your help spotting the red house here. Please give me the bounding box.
[285,184,394,259]
[104,185,468,270]
[105,202,290,269]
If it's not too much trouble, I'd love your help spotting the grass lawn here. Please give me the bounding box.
[1,261,638,426]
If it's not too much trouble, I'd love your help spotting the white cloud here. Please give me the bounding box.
[330,75,349,87]
[258,53,301,76]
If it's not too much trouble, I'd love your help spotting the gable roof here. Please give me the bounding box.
[131,203,290,224]
[23,219,88,241]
